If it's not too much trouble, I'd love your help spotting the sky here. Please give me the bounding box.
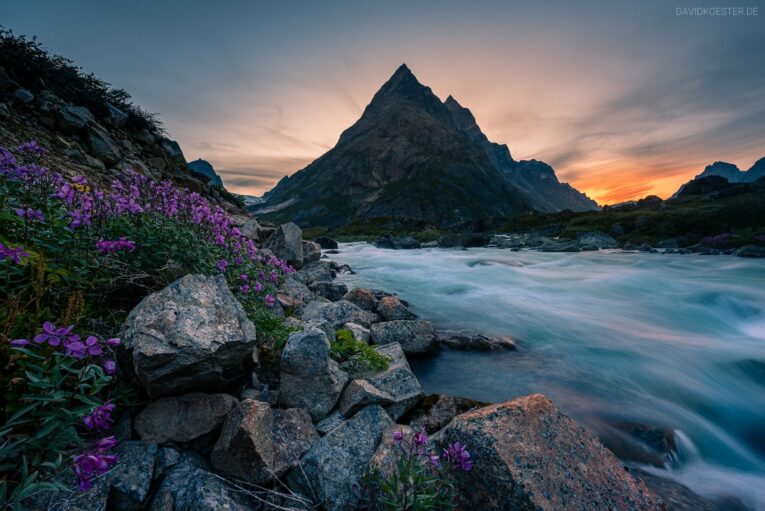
[2,0,764,204]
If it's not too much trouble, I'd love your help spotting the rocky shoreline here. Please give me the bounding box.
[373,230,765,257]
[27,221,747,511]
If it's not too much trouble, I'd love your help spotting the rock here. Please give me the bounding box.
[632,468,747,511]
[239,218,271,244]
[266,222,304,268]
[341,287,379,312]
[104,101,128,126]
[734,244,765,258]
[439,331,517,351]
[376,295,416,321]
[294,260,334,285]
[160,139,184,159]
[13,88,34,103]
[271,407,320,476]
[0,103,10,119]
[438,233,491,248]
[86,125,121,165]
[154,447,181,479]
[436,395,662,510]
[134,129,155,145]
[344,322,371,342]
[121,274,258,398]
[113,413,133,441]
[315,236,338,249]
[539,239,581,252]
[211,399,274,484]
[302,240,322,264]
[57,105,95,131]
[151,453,253,511]
[280,330,349,420]
[303,318,336,342]
[338,342,424,420]
[597,421,677,468]
[405,394,488,434]
[135,393,238,444]
[370,320,438,355]
[287,405,393,511]
[577,231,619,250]
[368,425,414,477]
[309,281,348,301]
[300,300,376,329]
[278,277,314,309]
[315,409,345,436]
[108,441,158,511]
[375,234,421,250]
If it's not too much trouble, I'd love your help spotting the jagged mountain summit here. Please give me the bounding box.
[188,159,223,187]
[673,157,765,196]
[255,64,597,228]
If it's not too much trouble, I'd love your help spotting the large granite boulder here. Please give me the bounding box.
[280,330,349,420]
[151,453,254,511]
[56,104,95,132]
[266,222,304,268]
[309,281,348,301]
[211,400,274,484]
[293,260,334,286]
[278,277,314,309]
[239,218,271,244]
[271,407,321,476]
[315,236,338,249]
[578,231,619,250]
[370,320,438,355]
[287,405,393,511]
[368,424,414,477]
[338,342,424,420]
[135,393,238,444]
[300,300,377,329]
[341,287,379,312]
[376,295,415,321]
[86,125,121,165]
[121,274,258,398]
[302,240,322,264]
[436,395,663,510]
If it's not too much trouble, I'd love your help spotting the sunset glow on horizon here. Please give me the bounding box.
[4,0,763,205]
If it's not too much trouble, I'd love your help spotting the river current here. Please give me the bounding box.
[331,243,765,509]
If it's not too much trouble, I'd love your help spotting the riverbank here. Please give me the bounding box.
[330,242,765,510]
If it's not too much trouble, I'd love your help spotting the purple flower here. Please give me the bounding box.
[83,402,116,431]
[240,273,248,281]
[392,430,405,443]
[15,208,44,222]
[103,360,117,375]
[17,141,46,156]
[265,294,275,308]
[73,447,118,491]
[255,281,263,293]
[0,243,30,264]
[105,338,121,346]
[413,431,428,447]
[94,436,117,451]
[96,238,136,254]
[216,259,229,272]
[240,284,250,294]
[33,321,74,347]
[84,336,103,356]
[65,340,87,358]
[444,441,472,471]
[428,451,441,467]
[10,338,29,347]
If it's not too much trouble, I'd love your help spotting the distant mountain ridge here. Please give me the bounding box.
[255,64,597,228]
[674,157,765,196]
[188,159,223,187]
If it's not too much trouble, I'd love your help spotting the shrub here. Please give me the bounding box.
[358,429,471,510]
[331,329,390,373]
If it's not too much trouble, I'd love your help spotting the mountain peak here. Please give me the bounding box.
[375,63,427,98]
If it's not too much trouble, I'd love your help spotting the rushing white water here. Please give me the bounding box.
[331,243,765,509]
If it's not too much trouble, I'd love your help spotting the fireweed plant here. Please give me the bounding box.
[358,429,472,511]
[0,142,293,507]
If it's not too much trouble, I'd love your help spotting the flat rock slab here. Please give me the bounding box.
[370,320,438,355]
[436,394,663,510]
[300,300,377,329]
[135,393,238,444]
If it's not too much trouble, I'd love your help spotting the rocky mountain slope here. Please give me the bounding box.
[187,158,223,187]
[0,29,241,211]
[255,64,596,229]
[674,157,765,196]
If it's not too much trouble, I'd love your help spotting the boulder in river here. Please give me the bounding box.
[121,274,258,398]
[439,331,517,351]
[302,240,322,264]
[438,233,491,248]
[375,234,421,249]
[342,287,379,312]
[370,320,438,355]
[315,236,338,249]
[436,394,662,510]
[577,231,619,250]
[309,281,348,301]
[376,295,416,321]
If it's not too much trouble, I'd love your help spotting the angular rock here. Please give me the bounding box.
[438,233,491,248]
[280,330,349,420]
[135,393,238,444]
[303,318,336,342]
[338,342,424,419]
[154,447,181,479]
[57,104,95,131]
[734,244,765,258]
[13,88,34,103]
[271,407,320,477]
[121,274,258,398]
[341,287,379,312]
[578,231,619,250]
[300,300,376,329]
[278,277,314,309]
[151,453,253,511]
[368,424,414,477]
[211,400,274,484]
[104,101,128,126]
[302,240,322,264]
[344,322,370,342]
[406,394,488,434]
[160,139,184,159]
[108,441,158,511]
[0,103,9,119]
[309,281,348,301]
[287,405,393,511]
[294,260,334,286]
[376,295,416,321]
[439,331,517,351]
[266,222,304,268]
[239,217,271,244]
[436,395,662,510]
[375,234,421,249]
[315,409,345,436]
[539,239,581,252]
[315,236,338,249]
[86,125,121,165]
[370,320,438,355]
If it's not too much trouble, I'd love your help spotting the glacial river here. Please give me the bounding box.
[331,243,765,509]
